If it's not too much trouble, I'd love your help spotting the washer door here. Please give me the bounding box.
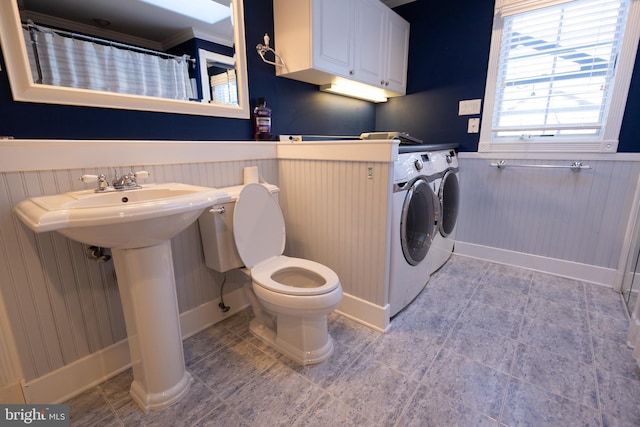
[400,177,439,266]
[439,171,459,238]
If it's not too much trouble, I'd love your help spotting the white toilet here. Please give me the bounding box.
[199,181,342,365]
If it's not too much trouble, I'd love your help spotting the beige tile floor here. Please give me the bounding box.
[66,255,640,426]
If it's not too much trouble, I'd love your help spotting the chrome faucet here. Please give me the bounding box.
[97,174,109,191]
[112,171,126,189]
[80,170,149,192]
[112,170,142,189]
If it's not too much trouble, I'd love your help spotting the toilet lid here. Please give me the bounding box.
[233,183,285,269]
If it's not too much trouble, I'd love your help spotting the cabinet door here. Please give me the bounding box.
[353,0,386,86]
[384,10,410,94]
[312,0,355,77]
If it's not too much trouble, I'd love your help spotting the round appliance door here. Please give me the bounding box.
[439,171,459,238]
[400,177,439,266]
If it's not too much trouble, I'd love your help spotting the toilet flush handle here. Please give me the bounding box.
[209,206,225,214]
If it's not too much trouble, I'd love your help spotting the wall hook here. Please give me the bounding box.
[256,33,286,68]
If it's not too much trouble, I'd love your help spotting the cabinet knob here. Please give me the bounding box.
[380,80,385,85]
[385,81,390,86]
[349,70,354,75]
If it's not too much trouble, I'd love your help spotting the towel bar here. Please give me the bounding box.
[490,160,591,171]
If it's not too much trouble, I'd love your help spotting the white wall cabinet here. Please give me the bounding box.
[273,0,410,97]
[383,8,410,93]
[352,0,387,87]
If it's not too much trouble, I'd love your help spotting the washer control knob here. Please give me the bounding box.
[414,159,423,171]
[446,154,453,163]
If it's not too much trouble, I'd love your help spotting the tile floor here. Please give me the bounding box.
[66,255,640,426]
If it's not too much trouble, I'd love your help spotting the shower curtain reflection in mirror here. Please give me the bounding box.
[23,24,195,101]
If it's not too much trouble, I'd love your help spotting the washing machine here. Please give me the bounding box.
[429,147,460,274]
[388,146,440,317]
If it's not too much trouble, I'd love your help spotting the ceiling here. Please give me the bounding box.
[18,0,234,50]
[16,0,412,51]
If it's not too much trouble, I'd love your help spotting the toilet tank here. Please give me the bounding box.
[199,200,244,273]
[199,184,280,273]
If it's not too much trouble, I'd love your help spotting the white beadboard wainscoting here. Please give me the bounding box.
[278,159,394,331]
[276,139,398,332]
[0,140,277,403]
[455,152,640,287]
[4,139,640,405]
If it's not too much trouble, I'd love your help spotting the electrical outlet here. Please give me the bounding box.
[459,99,482,116]
[279,135,302,142]
[468,118,480,133]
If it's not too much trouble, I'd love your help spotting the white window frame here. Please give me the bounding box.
[479,0,640,153]
[198,49,236,104]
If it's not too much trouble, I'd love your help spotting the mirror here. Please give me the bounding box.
[0,0,249,118]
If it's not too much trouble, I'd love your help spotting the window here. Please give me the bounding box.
[211,69,238,105]
[479,0,640,152]
[197,49,238,106]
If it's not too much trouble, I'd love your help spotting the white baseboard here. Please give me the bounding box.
[336,292,390,332]
[20,288,250,405]
[0,381,25,404]
[455,241,617,287]
[21,338,132,404]
[16,245,623,405]
[180,287,250,339]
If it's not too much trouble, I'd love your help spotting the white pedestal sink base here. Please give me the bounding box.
[111,240,191,412]
[130,371,193,412]
[12,183,234,411]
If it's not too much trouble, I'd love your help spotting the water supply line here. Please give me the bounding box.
[87,246,111,263]
[218,273,230,312]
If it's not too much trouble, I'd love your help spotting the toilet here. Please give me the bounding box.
[199,182,342,365]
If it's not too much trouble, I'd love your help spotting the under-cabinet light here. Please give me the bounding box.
[320,82,388,103]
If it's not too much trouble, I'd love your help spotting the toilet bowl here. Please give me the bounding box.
[199,182,342,365]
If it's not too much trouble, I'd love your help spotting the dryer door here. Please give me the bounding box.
[439,170,459,238]
[400,177,439,266]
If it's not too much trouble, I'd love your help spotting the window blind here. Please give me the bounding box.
[495,0,576,17]
[210,69,238,105]
[491,0,629,139]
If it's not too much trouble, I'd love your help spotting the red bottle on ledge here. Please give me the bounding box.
[253,97,272,141]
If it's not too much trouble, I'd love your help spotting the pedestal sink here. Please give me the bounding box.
[14,183,232,411]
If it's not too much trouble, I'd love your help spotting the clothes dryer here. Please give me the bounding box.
[429,148,460,274]
[389,148,440,317]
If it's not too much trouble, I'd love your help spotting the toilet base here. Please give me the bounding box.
[249,318,334,365]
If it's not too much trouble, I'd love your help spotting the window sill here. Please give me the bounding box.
[478,139,618,154]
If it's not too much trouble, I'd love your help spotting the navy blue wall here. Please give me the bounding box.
[0,0,637,151]
[619,51,640,152]
[0,0,374,140]
[378,0,640,153]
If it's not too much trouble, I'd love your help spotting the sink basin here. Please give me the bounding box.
[14,181,234,411]
[14,182,231,248]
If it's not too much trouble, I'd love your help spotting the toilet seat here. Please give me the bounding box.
[233,183,339,296]
[251,255,340,296]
